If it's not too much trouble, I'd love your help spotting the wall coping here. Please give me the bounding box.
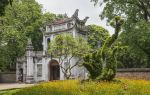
[117,68,150,72]
[1,69,150,74]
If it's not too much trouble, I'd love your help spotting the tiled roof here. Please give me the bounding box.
[47,9,89,26]
[48,18,73,25]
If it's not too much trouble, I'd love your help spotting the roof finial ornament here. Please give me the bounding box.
[27,38,32,45]
[26,38,34,50]
[72,9,79,18]
[83,16,89,23]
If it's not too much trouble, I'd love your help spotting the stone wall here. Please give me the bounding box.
[1,69,150,83]
[116,68,150,80]
[0,72,16,83]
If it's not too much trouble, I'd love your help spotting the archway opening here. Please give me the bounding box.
[49,60,60,81]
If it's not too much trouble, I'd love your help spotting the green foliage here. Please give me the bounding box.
[0,0,41,71]
[83,17,124,81]
[87,25,109,49]
[0,0,13,16]
[91,0,150,68]
[48,33,91,79]
[92,0,150,22]
[117,21,150,68]
[49,34,90,58]
[0,89,19,95]
[83,52,103,79]
[2,79,150,95]
[0,0,57,71]
[83,25,110,79]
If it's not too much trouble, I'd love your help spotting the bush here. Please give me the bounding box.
[83,17,124,81]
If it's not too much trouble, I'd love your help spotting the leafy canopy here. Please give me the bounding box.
[0,0,58,71]
[87,25,110,49]
[90,0,150,68]
[0,0,13,16]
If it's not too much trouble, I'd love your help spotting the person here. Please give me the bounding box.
[18,68,23,83]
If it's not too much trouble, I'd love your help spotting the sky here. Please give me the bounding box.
[35,0,114,34]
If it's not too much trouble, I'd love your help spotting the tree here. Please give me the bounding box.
[48,34,90,79]
[0,0,57,71]
[83,17,124,81]
[90,0,150,68]
[117,21,150,68]
[87,25,110,49]
[0,0,44,71]
[91,0,150,22]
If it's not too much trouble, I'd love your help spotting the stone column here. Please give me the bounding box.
[42,57,46,81]
[26,38,34,83]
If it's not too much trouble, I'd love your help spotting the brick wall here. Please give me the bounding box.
[0,72,16,83]
[116,68,150,80]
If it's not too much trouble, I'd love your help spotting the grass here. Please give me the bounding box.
[0,89,20,95]
[1,78,150,95]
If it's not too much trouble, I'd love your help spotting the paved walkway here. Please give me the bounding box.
[0,83,34,90]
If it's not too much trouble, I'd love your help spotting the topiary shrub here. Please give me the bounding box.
[83,16,124,81]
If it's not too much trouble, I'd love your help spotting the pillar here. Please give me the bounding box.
[26,38,34,83]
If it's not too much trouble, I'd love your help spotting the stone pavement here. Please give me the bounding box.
[0,83,34,90]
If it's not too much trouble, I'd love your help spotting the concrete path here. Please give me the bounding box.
[0,83,34,90]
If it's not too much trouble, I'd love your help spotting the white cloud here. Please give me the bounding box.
[36,0,114,34]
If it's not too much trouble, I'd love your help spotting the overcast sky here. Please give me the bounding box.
[35,0,114,34]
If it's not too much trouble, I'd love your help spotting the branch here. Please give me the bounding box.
[70,58,82,70]
[59,62,66,74]
[68,55,74,65]
[126,0,150,21]
[138,0,150,21]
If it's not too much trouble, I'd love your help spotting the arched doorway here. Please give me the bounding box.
[49,60,60,80]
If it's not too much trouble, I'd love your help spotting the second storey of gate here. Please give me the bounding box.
[42,9,89,53]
